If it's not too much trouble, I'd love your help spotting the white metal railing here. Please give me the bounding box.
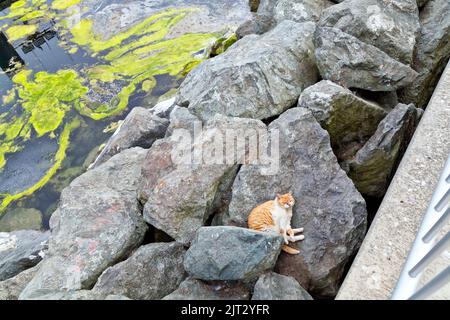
[391,154,450,300]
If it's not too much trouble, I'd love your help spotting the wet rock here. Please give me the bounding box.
[236,14,274,39]
[252,272,313,300]
[342,104,421,198]
[0,264,40,300]
[258,0,333,24]
[184,226,283,281]
[318,0,420,64]
[20,148,148,299]
[297,80,387,160]
[398,0,450,108]
[0,208,42,232]
[163,278,250,300]
[93,242,186,300]
[176,21,318,121]
[93,107,169,167]
[139,115,265,245]
[314,27,418,91]
[225,108,367,297]
[0,230,48,281]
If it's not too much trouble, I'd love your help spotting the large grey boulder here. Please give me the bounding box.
[342,104,421,198]
[297,80,387,160]
[252,272,313,300]
[163,278,250,300]
[184,226,283,281]
[139,115,266,245]
[225,108,367,297]
[0,264,40,300]
[93,242,186,300]
[318,0,420,65]
[0,230,48,281]
[93,107,169,167]
[314,27,418,91]
[20,148,148,299]
[399,0,450,108]
[258,0,333,24]
[176,20,318,121]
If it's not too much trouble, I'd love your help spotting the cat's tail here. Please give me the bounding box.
[282,245,300,255]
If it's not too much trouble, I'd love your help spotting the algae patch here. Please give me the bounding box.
[70,8,218,120]
[51,0,81,10]
[0,0,49,42]
[12,69,88,136]
[5,24,38,41]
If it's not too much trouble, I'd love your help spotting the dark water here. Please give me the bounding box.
[0,0,249,229]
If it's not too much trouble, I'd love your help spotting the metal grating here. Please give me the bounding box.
[392,154,450,300]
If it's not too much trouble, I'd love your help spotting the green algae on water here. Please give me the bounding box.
[5,24,38,41]
[51,0,81,10]
[0,0,49,42]
[0,118,81,213]
[12,69,88,136]
[70,8,192,54]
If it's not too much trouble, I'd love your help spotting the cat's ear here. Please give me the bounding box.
[276,193,281,199]
[288,190,293,195]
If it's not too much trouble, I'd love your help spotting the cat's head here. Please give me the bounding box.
[276,192,295,209]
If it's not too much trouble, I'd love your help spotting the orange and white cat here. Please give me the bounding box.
[248,192,304,255]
